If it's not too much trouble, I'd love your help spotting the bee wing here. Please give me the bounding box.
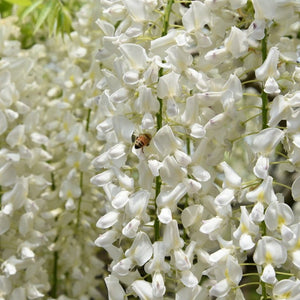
[131,133,137,143]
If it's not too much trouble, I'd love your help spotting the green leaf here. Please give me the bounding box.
[4,0,31,5]
[61,6,72,33]
[56,6,72,36]
[20,0,43,19]
[47,2,60,36]
[34,0,55,33]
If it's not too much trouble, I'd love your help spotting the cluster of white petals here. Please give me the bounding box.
[2,0,300,299]
[0,2,106,299]
[91,0,300,299]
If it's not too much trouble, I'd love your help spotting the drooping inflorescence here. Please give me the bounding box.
[2,0,300,299]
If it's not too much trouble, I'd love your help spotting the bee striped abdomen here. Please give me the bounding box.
[134,134,152,150]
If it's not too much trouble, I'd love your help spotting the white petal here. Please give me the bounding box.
[183,178,202,194]
[152,272,166,297]
[141,112,155,130]
[104,275,126,300]
[160,155,186,186]
[181,205,203,228]
[2,261,17,276]
[148,159,162,176]
[108,143,127,160]
[126,232,153,266]
[157,71,180,99]
[174,150,191,167]
[112,115,135,143]
[116,170,134,190]
[250,202,265,222]
[123,70,139,85]
[90,170,114,186]
[240,233,255,250]
[255,47,280,81]
[158,207,172,224]
[174,249,191,271]
[209,248,231,264]
[250,128,284,154]
[180,270,198,288]
[126,190,150,218]
[0,212,10,235]
[205,48,229,64]
[110,87,129,103]
[163,220,184,251]
[292,176,300,201]
[20,246,35,259]
[182,1,210,32]
[252,0,277,20]
[190,123,206,138]
[176,286,201,300]
[112,257,134,276]
[224,26,248,58]
[200,216,223,234]
[122,218,140,238]
[264,76,280,94]
[192,165,210,182]
[247,20,266,40]
[131,280,153,299]
[6,125,25,148]
[281,225,295,242]
[30,132,48,145]
[119,43,148,69]
[112,190,130,209]
[166,98,179,116]
[96,211,119,229]
[95,230,119,247]
[292,250,300,268]
[0,111,7,135]
[26,284,44,299]
[220,161,241,188]
[215,188,235,206]
[230,0,247,9]
[10,287,26,300]
[261,264,276,284]
[157,183,187,207]
[253,156,269,179]
[153,125,181,158]
[19,212,33,236]
[210,279,230,298]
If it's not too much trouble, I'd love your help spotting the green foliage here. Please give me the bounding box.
[20,0,73,37]
[0,1,13,17]
[0,0,78,44]
[4,0,31,5]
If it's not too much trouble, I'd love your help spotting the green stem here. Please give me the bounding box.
[262,29,268,62]
[76,171,84,231]
[261,29,268,130]
[76,108,91,230]
[261,280,267,300]
[260,29,268,300]
[153,0,174,241]
[50,172,56,191]
[50,247,58,297]
[186,137,190,155]
[261,90,268,129]
[156,97,163,130]
[162,0,174,37]
[154,176,161,241]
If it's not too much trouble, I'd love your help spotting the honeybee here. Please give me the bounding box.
[134,133,152,151]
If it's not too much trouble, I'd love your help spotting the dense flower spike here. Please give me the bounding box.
[2,0,300,299]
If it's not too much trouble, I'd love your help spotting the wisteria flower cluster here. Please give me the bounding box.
[2,0,300,299]
[0,1,106,299]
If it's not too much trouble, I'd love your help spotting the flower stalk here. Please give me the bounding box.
[261,29,268,130]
